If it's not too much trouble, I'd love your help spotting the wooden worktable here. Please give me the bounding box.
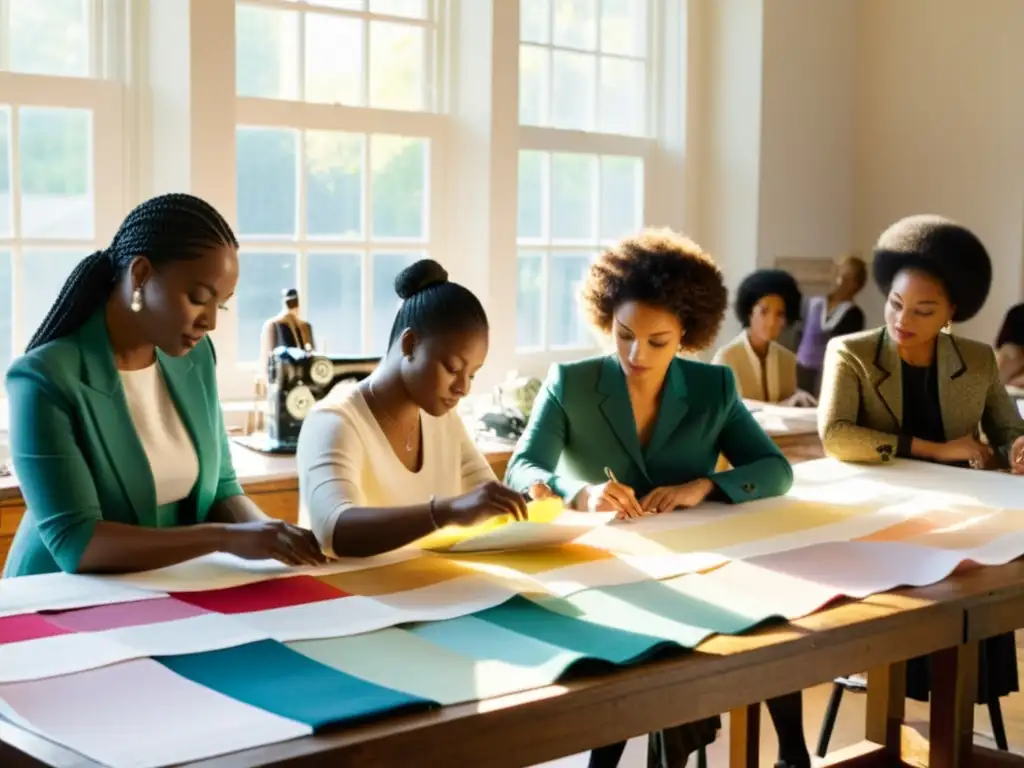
[3,560,1021,768]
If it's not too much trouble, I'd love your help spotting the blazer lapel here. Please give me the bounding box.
[596,356,648,478]
[157,348,212,502]
[870,329,903,427]
[936,333,970,440]
[77,313,157,526]
[646,360,689,457]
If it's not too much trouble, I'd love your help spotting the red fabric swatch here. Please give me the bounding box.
[0,614,73,645]
[170,576,349,614]
[45,597,211,632]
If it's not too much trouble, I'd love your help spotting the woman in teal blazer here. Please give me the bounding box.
[4,194,323,578]
[505,229,807,768]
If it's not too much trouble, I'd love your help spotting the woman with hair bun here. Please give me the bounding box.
[713,268,815,406]
[818,214,1024,714]
[298,259,527,558]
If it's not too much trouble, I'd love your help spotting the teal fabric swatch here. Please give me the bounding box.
[156,639,434,731]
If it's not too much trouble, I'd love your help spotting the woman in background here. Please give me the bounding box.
[4,194,324,578]
[795,253,868,396]
[713,268,815,406]
[994,303,1024,387]
[505,228,808,768]
[298,259,526,559]
[818,214,1023,710]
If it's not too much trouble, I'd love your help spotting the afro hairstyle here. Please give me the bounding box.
[872,214,992,323]
[580,228,727,352]
[735,269,802,328]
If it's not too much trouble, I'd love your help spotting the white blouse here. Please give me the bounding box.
[297,385,497,556]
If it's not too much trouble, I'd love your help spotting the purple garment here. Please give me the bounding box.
[796,296,829,369]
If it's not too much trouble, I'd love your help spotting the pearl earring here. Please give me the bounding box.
[130,287,144,313]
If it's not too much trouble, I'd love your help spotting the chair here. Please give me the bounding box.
[815,676,1009,757]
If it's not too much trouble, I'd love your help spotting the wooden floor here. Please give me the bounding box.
[537,633,1024,767]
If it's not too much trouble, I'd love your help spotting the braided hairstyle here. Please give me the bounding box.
[27,193,237,352]
[387,259,488,350]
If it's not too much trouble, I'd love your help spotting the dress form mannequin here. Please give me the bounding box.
[259,289,315,380]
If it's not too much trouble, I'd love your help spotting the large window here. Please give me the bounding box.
[0,0,124,374]
[232,0,440,374]
[515,0,653,353]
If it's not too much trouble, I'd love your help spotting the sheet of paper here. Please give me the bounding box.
[0,658,312,768]
[0,572,164,619]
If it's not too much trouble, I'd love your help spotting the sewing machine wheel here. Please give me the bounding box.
[309,357,334,386]
[285,385,316,420]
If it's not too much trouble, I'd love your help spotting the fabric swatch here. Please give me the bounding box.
[156,639,435,730]
[316,555,478,596]
[0,658,312,768]
[0,572,163,619]
[171,575,347,614]
[45,597,211,633]
[0,614,71,645]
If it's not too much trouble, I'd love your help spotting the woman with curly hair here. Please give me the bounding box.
[713,268,815,406]
[504,229,808,768]
[818,214,1024,720]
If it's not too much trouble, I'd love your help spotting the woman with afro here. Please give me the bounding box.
[505,228,810,768]
[818,214,1024,713]
[713,268,816,406]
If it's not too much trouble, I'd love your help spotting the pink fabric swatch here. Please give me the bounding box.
[44,597,212,632]
[0,658,312,768]
[0,614,72,645]
[171,575,349,614]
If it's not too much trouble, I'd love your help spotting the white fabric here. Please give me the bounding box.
[297,385,497,556]
[119,364,200,506]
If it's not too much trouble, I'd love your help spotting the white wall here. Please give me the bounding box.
[853,0,1024,340]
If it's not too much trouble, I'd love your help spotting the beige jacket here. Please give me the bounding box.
[712,332,798,403]
[818,327,1024,464]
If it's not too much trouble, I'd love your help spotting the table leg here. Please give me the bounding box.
[729,703,760,768]
[865,662,906,760]
[928,643,978,768]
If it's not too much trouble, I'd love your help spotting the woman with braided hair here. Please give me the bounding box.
[3,193,325,577]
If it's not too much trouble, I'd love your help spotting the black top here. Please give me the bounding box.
[831,305,866,337]
[896,357,969,469]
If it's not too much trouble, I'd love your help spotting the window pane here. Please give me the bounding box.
[371,136,427,240]
[552,0,597,50]
[300,0,363,8]
[520,0,550,44]
[306,131,364,239]
[371,252,419,354]
[550,153,595,242]
[19,108,93,239]
[369,0,427,18]
[551,52,596,131]
[237,252,299,362]
[0,108,10,237]
[369,22,426,111]
[0,252,11,373]
[600,156,643,242]
[236,127,298,238]
[516,253,544,349]
[517,151,546,241]
[549,253,591,347]
[307,252,363,356]
[600,0,647,57]
[599,57,645,136]
[9,0,89,77]
[305,14,363,106]
[21,251,84,347]
[518,45,549,127]
[236,6,300,100]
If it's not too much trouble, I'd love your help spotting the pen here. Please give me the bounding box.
[604,466,618,484]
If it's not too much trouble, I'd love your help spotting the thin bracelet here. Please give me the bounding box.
[427,495,440,530]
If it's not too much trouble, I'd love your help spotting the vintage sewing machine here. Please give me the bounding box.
[264,346,379,452]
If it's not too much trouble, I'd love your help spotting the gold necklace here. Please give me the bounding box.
[368,382,417,453]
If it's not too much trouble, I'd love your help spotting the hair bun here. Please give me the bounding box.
[395,259,449,300]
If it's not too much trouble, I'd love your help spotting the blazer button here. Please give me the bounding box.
[741,482,755,493]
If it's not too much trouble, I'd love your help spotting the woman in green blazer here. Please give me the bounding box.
[4,194,323,578]
[505,229,806,768]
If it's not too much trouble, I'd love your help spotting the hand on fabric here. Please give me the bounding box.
[782,390,817,408]
[639,478,714,515]
[439,481,528,527]
[222,520,327,567]
[935,433,993,469]
[528,482,558,500]
[575,480,644,519]
[1011,436,1024,474]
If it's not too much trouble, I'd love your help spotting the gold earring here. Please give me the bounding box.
[130,286,144,313]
